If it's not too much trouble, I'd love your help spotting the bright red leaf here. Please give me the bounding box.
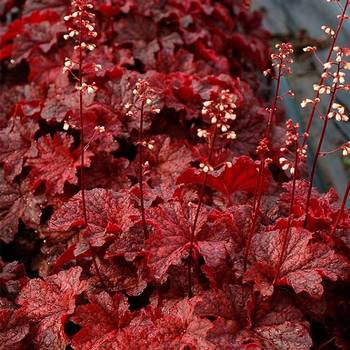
[0,170,44,243]
[26,132,91,196]
[17,267,86,349]
[0,115,38,181]
[245,228,349,297]
[71,291,131,350]
[177,156,270,200]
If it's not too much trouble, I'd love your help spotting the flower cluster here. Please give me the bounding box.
[264,42,294,77]
[199,89,238,140]
[341,140,350,156]
[1,1,350,349]
[321,25,336,37]
[124,79,161,117]
[63,1,98,45]
[301,46,350,109]
[279,120,307,175]
[62,0,100,95]
[328,102,349,121]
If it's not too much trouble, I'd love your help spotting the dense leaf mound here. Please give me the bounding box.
[0,0,349,349]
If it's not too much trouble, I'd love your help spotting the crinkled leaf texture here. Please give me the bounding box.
[146,199,203,283]
[197,287,312,349]
[0,114,38,181]
[0,169,44,243]
[73,297,215,350]
[71,291,131,350]
[144,135,194,186]
[49,188,138,235]
[245,228,349,297]
[17,267,86,350]
[26,132,91,196]
[235,299,312,350]
[48,188,139,264]
[0,259,28,296]
[0,298,29,349]
[278,180,340,230]
[146,199,236,283]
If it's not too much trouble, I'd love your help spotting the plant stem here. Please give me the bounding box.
[331,179,350,235]
[302,0,350,148]
[274,141,299,283]
[317,336,336,350]
[88,242,109,291]
[138,100,148,240]
[77,10,106,292]
[78,14,88,227]
[188,127,218,297]
[243,60,283,271]
[304,65,340,228]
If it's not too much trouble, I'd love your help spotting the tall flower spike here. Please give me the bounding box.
[63,1,108,292]
[63,0,99,225]
[123,78,161,240]
[188,90,238,297]
[304,2,350,227]
[301,0,350,148]
[243,42,294,272]
[63,1,100,94]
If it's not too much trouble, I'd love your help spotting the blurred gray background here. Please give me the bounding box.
[252,0,350,205]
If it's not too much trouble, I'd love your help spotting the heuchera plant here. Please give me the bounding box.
[0,0,349,349]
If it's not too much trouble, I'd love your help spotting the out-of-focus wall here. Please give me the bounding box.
[252,0,350,204]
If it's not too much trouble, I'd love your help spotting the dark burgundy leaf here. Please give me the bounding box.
[0,259,28,297]
[278,180,341,231]
[146,199,207,283]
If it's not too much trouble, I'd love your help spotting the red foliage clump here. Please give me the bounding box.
[0,0,349,349]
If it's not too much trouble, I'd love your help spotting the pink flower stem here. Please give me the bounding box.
[78,16,88,227]
[331,180,350,235]
[304,65,340,228]
[77,10,106,292]
[301,0,350,148]
[188,127,218,297]
[243,60,283,272]
[138,100,148,240]
[274,140,299,283]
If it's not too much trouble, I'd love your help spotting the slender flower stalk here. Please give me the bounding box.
[331,179,350,235]
[300,1,350,227]
[63,0,99,227]
[63,0,107,289]
[78,21,88,227]
[243,43,294,272]
[124,79,160,240]
[187,128,217,298]
[188,90,238,297]
[138,100,148,239]
[304,63,342,227]
[301,0,350,148]
[274,121,302,283]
